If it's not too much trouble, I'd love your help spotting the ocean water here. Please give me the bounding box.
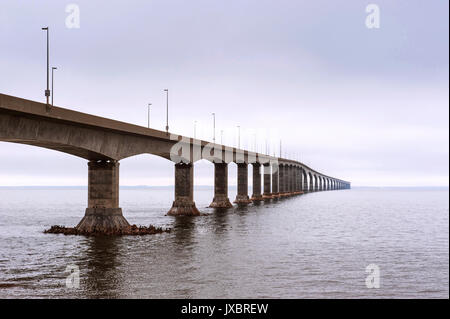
[0,187,448,299]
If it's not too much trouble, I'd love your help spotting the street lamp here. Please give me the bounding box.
[237,125,240,149]
[220,130,224,144]
[147,103,151,128]
[279,140,282,158]
[164,89,169,133]
[194,120,197,139]
[212,113,216,143]
[51,67,57,106]
[42,27,50,105]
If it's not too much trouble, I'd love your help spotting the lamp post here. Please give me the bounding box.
[279,140,282,158]
[212,113,216,143]
[164,89,169,133]
[147,103,151,128]
[51,67,57,106]
[237,125,240,149]
[42,27,50,105]
[220,130,224,144]
[194,121,197,139]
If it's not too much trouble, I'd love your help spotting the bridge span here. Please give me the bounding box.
[0,93,350,233]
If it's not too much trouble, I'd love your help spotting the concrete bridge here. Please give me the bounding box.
[0,93,350,233]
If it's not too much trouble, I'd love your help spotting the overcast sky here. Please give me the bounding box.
[0,0,448,187]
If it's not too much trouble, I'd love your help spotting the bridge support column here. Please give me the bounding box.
[299,167,305,194]
[251,163,263,201]
[287,166,293,196]
[168,163,200,216]
[294,167,299,195]
[209,162,233,208]
[262,163,272,199]
[292,167,297,194]
[271,163,279,198]
[294,167,300,195]
[234,163,252,204]
[76,160,130,234]
[293,166,297,194]
[279,165,286,197]
[298,167,305,194]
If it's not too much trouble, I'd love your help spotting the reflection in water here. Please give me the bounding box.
[82,236,123,298]
[210,208,230,235]
[172,216,196,249]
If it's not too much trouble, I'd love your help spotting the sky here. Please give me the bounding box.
[0,0,448,187]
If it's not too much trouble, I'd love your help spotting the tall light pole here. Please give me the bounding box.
[147,103,151,128]
[51,67,57,106]
[194,120,197,139]
[42,27,50,105]
[220,130,224,144]
[237,125,240,149]
[212,113,216,143]
[279,140,282,158]
[164,89,169,133]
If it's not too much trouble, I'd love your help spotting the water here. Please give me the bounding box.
[0,187,448,298]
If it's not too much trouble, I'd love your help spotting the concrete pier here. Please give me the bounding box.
[302,168,306,192]
[251,163,263,201]
[76,160,130,233]
[283,165,290,196]
[286,165,293,196]
[294,166,301,194]
[279,164,285,196]
[234,163,252,204]
[209,162,233,208]
[168,163,200,216]
[262,163,272,199]
[271,163,279,198]
[291,166,296,194]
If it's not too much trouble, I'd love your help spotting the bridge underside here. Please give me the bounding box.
[4,139,110,160]
[0,110,174,161]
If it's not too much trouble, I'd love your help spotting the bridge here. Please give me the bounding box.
[0,93,350,234]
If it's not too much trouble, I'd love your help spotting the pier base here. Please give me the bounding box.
[234,194,252,204]
[75,160,131,234]
[251,163,263,202]
[168,198,200,216]
[209,163,233,208]
[262,163,272,199]
[76,208,131,233]
[168,163,200,216]
[210,194,233,208]
[234,163,252,204]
